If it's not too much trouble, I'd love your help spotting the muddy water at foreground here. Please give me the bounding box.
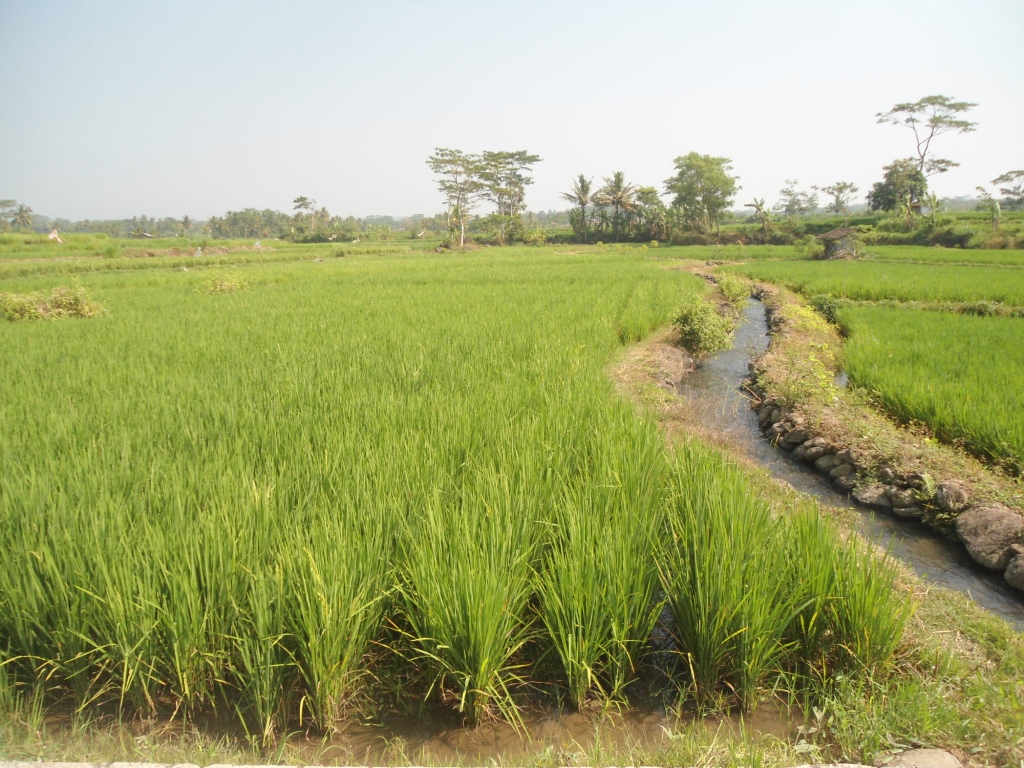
[678,300,1024,630]
[303,703,789,765]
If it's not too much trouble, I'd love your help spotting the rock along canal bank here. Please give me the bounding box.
[677,298,1024,629]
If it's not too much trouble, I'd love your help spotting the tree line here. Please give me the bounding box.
[6,94,1020,243]
[428,95,1020,247]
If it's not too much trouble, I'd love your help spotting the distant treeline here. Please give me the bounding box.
[13,207,570,242]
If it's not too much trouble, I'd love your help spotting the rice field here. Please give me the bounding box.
[726,259,1024,306]
[838,305,1024,472]
[0,248,908,739]
[867,245,1024,267]
[0,232,415,280]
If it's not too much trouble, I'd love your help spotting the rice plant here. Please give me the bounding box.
[537,435,665,708]
[658,441,800,712]
[727,260,1024,306]
[0,246,909,735]
[839,305,1024,471]
[397,478,539,726]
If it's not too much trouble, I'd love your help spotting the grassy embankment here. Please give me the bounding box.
[724,249,1024,475]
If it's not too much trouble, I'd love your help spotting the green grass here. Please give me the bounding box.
[0,246,914,744]
[838,305,1024,472]
[867,244,1024,267]
[726,259,1024,306]
[659,443,909,713]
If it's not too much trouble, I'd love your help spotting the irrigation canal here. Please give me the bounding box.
[677,299,1024,631]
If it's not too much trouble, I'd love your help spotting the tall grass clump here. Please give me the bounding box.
[658,442,799,711]
[537,430,665,709]
[285,507,395,729]
[398,476,539,726]
[673,295,734,358]
[716,274,750,310]
[1,284,106,320]
[658,442,911,712]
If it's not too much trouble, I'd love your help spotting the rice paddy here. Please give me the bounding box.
[0,247,910,742]
[868,244,1024,267]
[837,305,1024,472]
[726,259,1024,306]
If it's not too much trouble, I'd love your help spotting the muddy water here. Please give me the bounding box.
[304,703,789,765]
[677,300,1024,630]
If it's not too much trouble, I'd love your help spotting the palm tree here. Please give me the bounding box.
[744,198,774,238]
[560,175,594,243]
[180,215,193,237]
[13,204,33,233]
[595,172,635,242]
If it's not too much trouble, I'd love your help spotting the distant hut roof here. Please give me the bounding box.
[818,227,861,241]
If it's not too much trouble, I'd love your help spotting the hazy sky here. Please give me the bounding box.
[2,0,1022,220]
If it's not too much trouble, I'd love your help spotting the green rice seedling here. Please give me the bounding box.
[725,260,1024,306]
[0,248,708,730]
[839,306,1024,471]
[614,277,695,343]
[658,441,799,712]
[285,504,395,729]
[828,536,911,672]
[146,506,239,714]
[398,476,539,726]
[867,245,1024,267]
[782,509,840,672]
[229,558,296,746]
[537,465,664,708]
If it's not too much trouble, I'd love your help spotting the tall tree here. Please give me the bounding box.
[292,196,318,236]
[974,187,1001,232]
[867,158,928,215]
[992,170,1024,211]
[876,94,978,177]
[594,171,636,242]
[664,153,739,236]
[773,180,818,218]
[560,175,594,243]
[812,182,859,217]
[12,203,34,233]
[478,150,541,244]
[426,148,482,247]
[632,186,669,241]
[0,200,15,232]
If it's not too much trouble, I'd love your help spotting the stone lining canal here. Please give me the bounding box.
[677,299,1024,630]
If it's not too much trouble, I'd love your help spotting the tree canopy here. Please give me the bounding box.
[664,153,739,236]
[992,170,1024,211]
[876,94,977,177]
[866,158,928,213]
[813,182,859,217]
[426,148,541,246]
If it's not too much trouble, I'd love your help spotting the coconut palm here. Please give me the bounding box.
[595,172,635,243]
[13,204,33,233]
[560,175,594,243]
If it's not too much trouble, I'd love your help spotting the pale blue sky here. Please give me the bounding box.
[2,0,1022,220]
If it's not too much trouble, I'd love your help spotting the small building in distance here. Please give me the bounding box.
[817,226,862,259]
